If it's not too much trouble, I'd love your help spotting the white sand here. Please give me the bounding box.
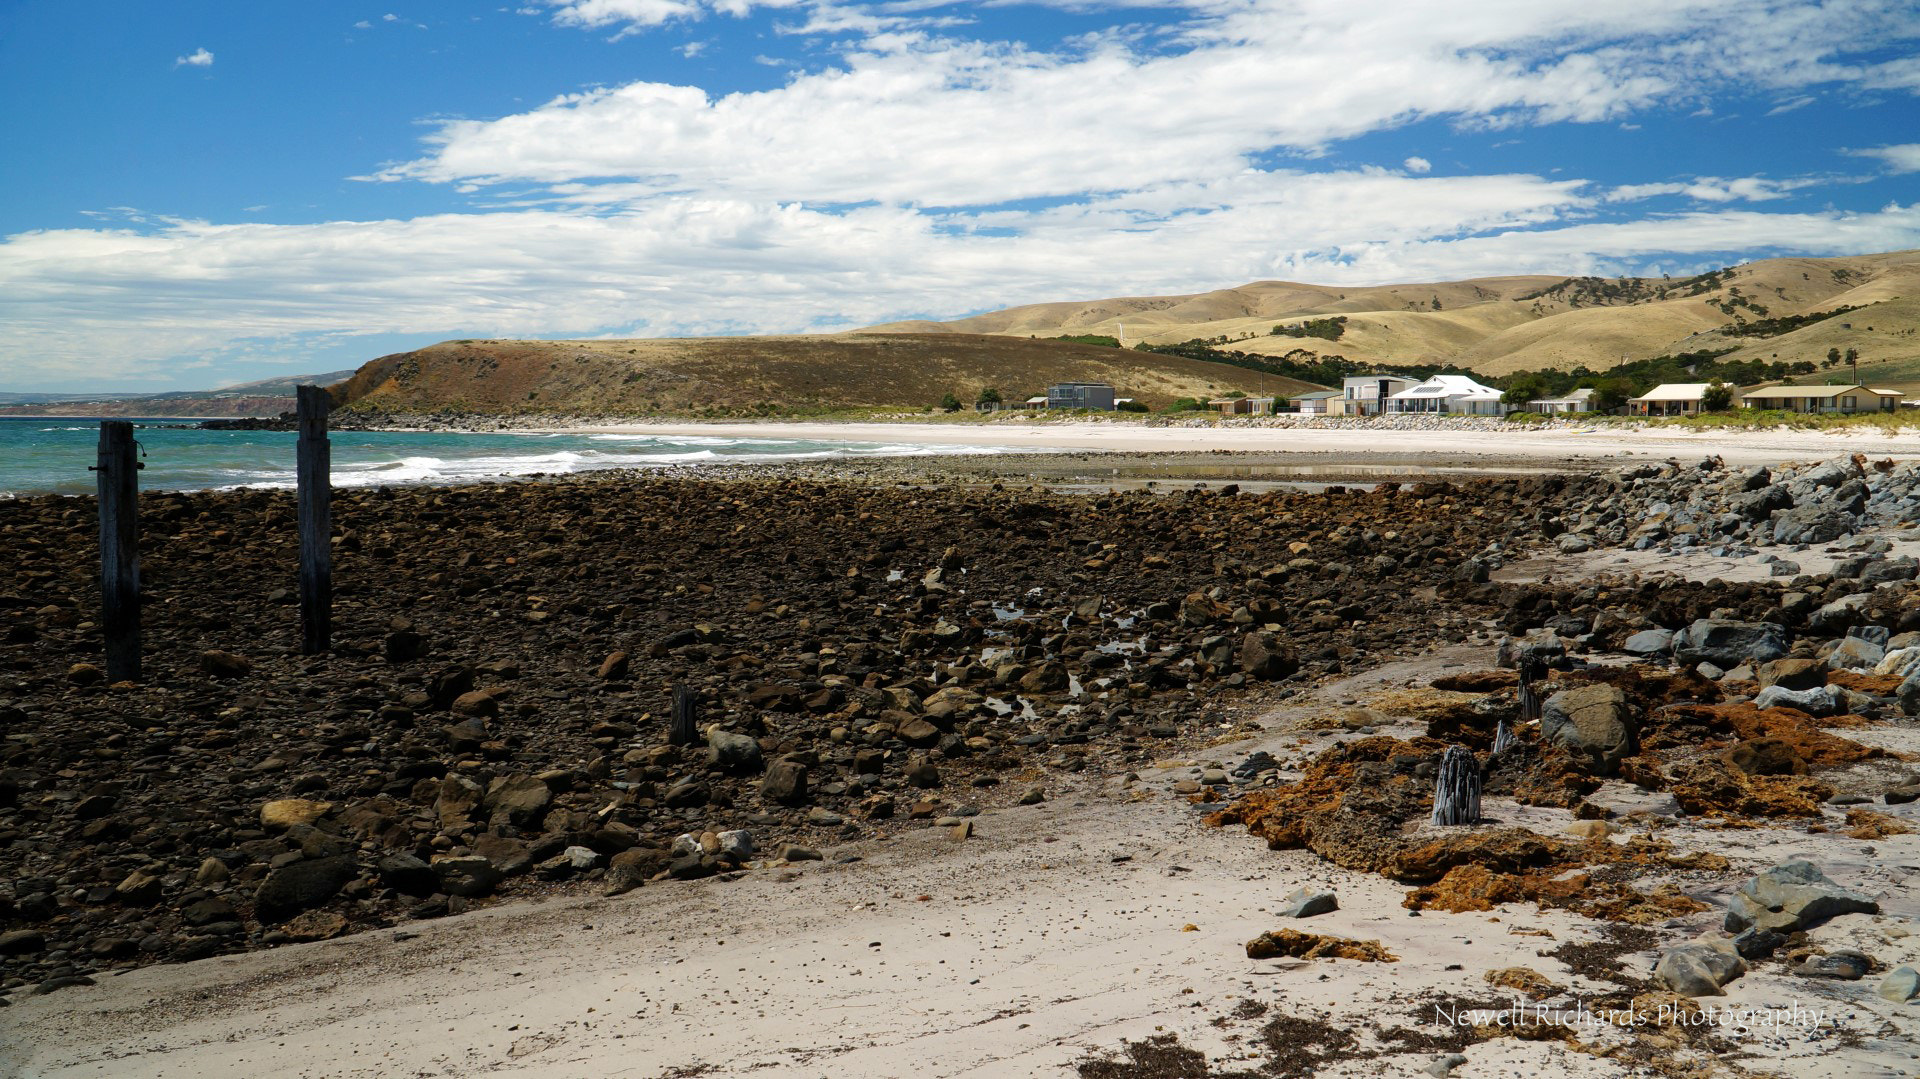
[562,420,1920,468]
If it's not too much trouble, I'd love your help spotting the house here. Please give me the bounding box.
[1739,384,1901,414]
[1386,374,1506,416]
[1525,387,1595,414]
[1289,389,1344,415]
[1209,396,1275,415]
[1340,375,1416,416]
[1626,384,1715,417]
[1022,395,1050,409]
[1046,382,1116,410]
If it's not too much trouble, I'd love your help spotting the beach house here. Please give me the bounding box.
[1209,395,1275,415]
[1739,384,1901,414]
[1524,387,1595,414]
[1340,375,1415,417]
[1626,384,1714,417]
[1289,389,1344,415]
[1045,382,1116,410]
[1386,374,1505,416]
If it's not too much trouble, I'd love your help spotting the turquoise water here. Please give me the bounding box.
[0,417,1002,497]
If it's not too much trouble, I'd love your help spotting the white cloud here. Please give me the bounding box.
[1849,143,1920,173]
[174,48,214,68]
[1404,156,1432,173]
[6,180,1918,386]
[355,19,372,29]
[678,39,708,57]
[374,0,1920,210]
[1606,174,1826,203]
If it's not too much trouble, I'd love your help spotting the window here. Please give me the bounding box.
[1842,396,1856,409]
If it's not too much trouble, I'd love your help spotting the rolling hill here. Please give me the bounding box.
[331,334,1326,416]
[0,370,360,418]
[868,250,1920,391]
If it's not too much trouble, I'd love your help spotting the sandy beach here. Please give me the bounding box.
[565,418,1920,469]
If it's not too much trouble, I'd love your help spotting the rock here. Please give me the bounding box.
[1878,966,1920,1003]
[254,856,355,923]
[596,651,630,680]
[906,760,941,788]
[895,717,941,747]
[1555,533,1594,554]
[759,759,810,805]
[1018,788,1046,805]
[1721,738,1807,776]
[259,798,333,831]
[0,929,46,955]
[378,853,439,896]
[1724,861,1879,934]
[199,650,252,678]
[1732,928,1785,960]
[536,846,601,879]
[716,830,754,862]
[283,910,348,942]
[449,690,497,719]
[1276,887,1338,918]
[1539,684,1634,776]
[1653,939,1746,997]
[66,662,104,686]
[604,847,669,896]
[1752,684,1839,717]
[194,856,231,885]
[471,834,533,876]
[1622,629,1673,658]
[1245,929,1395,962]
[1425,1054,1468,1077]
[1672,620,1787,668]
[431,854,502,898]
[663,780,709,808]
[114,868,164,905]
[1795,950,1871,980]
[1827,636,1885,671]
[781,845,823,862]
[706,728,764,774]
[1755,658,1827,691]
[1565,820,1610,839]
[433,774,484,829]
[483,774,552,827]
[1237,632,1298,681]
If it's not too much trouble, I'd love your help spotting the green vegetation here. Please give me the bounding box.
[1720,304,1865,339]
[1268,316,1348,341]
[1618,408,1914,434]
[976,387,1002,407]
[1164,397,1211,412]
[1116,399,1150,413]
[939,392,962,412]
[1051,334,1121,348]
[1701,380,1733,412]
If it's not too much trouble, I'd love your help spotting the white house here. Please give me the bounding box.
[1386,374,1506,416]
[1525,387,1595,414]
[1626,383,1714,417]
[1340,375,1416,416]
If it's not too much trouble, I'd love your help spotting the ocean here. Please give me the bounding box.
[0,417,1001,498]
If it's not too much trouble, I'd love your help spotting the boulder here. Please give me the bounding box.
[1276,887,1338,918]
[1771,507,1851,546]
[1794,950,1871,980]
[1724,861,1879,934]
[483,774,552,828]
[199,650,253,678]
[706,728,764,774]
[377,853,438,896]
[449,690,498,719]
[1622,629,1673,658]
[431,854,502,898]
[1539,684,1634,776]
[259,798,332,831]
[254,856,355,923]
[1879,966,1920,1003]
[1652,939,1746,997]
[761,760,809,805]
[604,846,670,896]
[1755,658,1827,691]
[1237,633,1297,681]
[1672,619,1787,668]
[1752,684,1840,717]
[1826,636,1885,671]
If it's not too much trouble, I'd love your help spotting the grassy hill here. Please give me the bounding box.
[332,334,1328,416]
[869,250,1920,392]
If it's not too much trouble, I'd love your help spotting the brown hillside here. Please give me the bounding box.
[333,334,1327,416]
[866,251,1920,385]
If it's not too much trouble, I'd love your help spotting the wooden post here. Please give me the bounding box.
[670,684,697,746]
[94,421,141,682]
[296,385,332,654]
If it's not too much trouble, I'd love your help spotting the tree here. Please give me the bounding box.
[1845,347,1860,364]
[976,387,1002,407]
[1827,347,1842,366]
[1701,379,1733,412]
[1589,377,1637,412]
[939,392,962,412]
[1502,372,1552,407]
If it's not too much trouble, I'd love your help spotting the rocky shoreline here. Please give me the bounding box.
[3,452,1919,1076]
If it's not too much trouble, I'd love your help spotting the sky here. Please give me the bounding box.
[2,1,1919,392]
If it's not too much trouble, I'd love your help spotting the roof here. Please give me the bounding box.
[1531,387,1595,404]
[1742,383,1899,400]
[1388,374,1500,399]
[1290,390,1342,400]
[1628,383,1713,402]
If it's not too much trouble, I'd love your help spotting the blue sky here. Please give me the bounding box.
[2,0,1919,391]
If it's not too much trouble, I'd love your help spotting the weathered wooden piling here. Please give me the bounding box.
[297,385,332,654]
[94,420,141,682]
[1430,745,1481,826]
[671,684,698,746]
